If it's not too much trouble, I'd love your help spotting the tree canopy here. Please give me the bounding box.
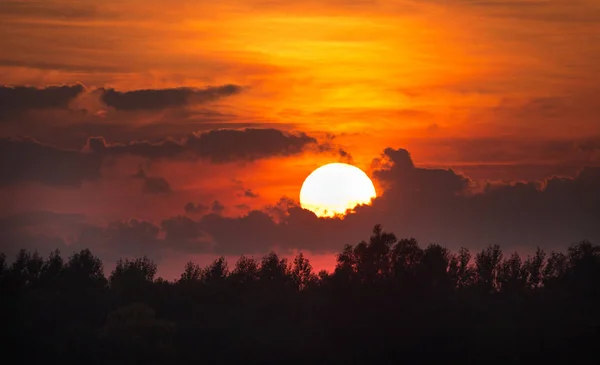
[2,225,599,364]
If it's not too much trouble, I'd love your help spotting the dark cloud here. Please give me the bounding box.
[0,211,85,258]
[3,148,599,262]
[100,84,242,111]
[0,84,85,116]
[0,103,299,150]
[211,201,225,214]
[244,189,259,198]
[0,84,242,125]
[0,210,84,229]
[0,212,164,264]
[73,219,164,263]
[231,178,260,199]
[313,142,354,164]
[161,216,211,251]
[197,211,280,254]
[186,128,317,163]
[0,128,321,186]
[338,148,354,163]
[86,128,319,163]
[184,202,209,215]
[167,148,600,255]
[131,169,172,194]
[439,164,586,183]
[409,135,600,170]
[373,148,470,202]
[0,137,102,186]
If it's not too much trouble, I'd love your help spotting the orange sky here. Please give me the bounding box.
[1,0,599,278]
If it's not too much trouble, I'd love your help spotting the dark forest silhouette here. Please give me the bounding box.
[2,225,599,364]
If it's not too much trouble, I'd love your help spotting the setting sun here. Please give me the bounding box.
[299,163,377,218]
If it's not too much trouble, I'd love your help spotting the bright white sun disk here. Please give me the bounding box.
[299,163,377,218]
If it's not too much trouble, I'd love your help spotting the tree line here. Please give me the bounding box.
[2,225,599,364]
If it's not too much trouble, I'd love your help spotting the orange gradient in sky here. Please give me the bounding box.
[1,0,599,277]
[3,2,598,124]
[2,1,597,145]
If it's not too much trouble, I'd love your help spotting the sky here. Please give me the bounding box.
[1,0,599,279]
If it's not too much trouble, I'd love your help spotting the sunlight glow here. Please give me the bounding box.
[299,163,377,218]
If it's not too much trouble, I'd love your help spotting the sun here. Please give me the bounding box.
[299,163,377,218]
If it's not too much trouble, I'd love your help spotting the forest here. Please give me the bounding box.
[2,225,599,364]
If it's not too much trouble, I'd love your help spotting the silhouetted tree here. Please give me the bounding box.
[523,247,546,290]
[419,243,452,292]
[290,253,316,291]
[202,256,228,284]
[230,255,259,287]
[448,247,474,289]
[543,251,568,289]
[111,256,157,287]
[354,224,397,285]
[40,249,64,284]
[63,249,106,289]
[498,251,527,294]
[389,237,423,291]
[110,256,156,305]
[179,261,202,283]
[0,252,6,272]
[258,252,289,286]
[333,244,357,287]
[7,249,43,290]
[2,224,600,364]
[475,244,503,293]
[0,252,6,290]
[566,241,600,297]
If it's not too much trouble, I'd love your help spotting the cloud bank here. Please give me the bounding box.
[2,148,598,264]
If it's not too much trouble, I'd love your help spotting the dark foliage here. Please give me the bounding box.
[2,225,599,364]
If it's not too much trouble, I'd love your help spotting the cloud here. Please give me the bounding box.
[73,219,164,262]
[0,84,85,116]
[0,84,243,127]
[161,216,211,251]
[0,211,165,263]
[166,147,600,255]
[86,128,319,163]
[231,178,260,198]
[0,137,102,186]
[407,136,600,170]
[372,147,471,201]
[0,210,84,231]
[100,85,243,111]
[312,142,354,164]
[197,211,280,254]
[0,128,322,186]
[3,147,598,263]
[211,201,225,214]
[184,202,209,215]
[244,189,259,198]
[131,169,172,194]
[0,210,85,258]
[337,148,354,164]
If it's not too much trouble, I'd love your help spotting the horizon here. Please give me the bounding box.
[1,0,599,279]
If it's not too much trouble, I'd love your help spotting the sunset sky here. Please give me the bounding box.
[1,0,599,279]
